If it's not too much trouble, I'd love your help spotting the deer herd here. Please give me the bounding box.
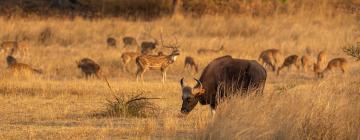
[0,35,350,82]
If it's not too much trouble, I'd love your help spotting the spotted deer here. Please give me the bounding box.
[184,56,199,74]
[197,45,224,55]
[135,36,180,83]
[277,55,301,75]
[1,41,29,57]
[258,49,283,72]
[121,52,141,72]
[6,55,42,75]
[316,58,348,78]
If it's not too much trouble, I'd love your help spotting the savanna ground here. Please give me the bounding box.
[0,4,360,140]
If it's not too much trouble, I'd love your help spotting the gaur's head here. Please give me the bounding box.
[180,78,205,115]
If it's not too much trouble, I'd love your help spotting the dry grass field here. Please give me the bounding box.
[0,7,359,139]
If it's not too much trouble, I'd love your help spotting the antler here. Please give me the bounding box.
[158,29,180,50]
[163,35,180,50]
[160,28,165,47]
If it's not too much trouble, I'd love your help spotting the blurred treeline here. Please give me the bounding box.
[0,0,359,19]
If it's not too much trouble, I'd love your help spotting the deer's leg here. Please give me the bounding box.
[140,68,146,83]
[136,68,142,82]
[161,69,166,84]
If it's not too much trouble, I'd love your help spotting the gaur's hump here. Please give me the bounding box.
[213,55,233,61]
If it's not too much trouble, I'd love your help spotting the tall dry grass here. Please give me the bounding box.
[0,6,359,139]
[204,76,360,139]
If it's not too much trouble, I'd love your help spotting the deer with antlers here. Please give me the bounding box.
[135,34,181,83]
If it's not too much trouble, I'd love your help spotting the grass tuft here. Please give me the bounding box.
[102,93,161,118]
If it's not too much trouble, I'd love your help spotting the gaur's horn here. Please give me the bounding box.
[180,78,185,88]
[194,78,202,88]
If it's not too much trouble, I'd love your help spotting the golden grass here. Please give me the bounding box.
[0,11,359,139]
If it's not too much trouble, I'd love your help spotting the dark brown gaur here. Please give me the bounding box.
[180,55,267,115]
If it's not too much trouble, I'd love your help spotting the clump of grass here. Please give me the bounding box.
[103,93,161,118]
[343,44,360,61]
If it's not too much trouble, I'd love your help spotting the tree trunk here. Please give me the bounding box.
[172,0,183,17]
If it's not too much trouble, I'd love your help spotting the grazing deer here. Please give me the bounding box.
[258,49,283,72]
[107,37,117,48]
[316,58,348,78]
[6,56,42,75]
[141,39,159,55]
[277,55,301,75]
[301,55,315,72]
[123,36,139,48]
[184,56,199,74]
[1,41,29,57]
[317,50,327,70]
[197,45,224,55]
[76,58,101,79]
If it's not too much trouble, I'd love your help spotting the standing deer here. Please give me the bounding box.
[76,58,101,79]
[136,49,180,83]
[258,49,283,72]
[6,55,42,75]
[184,56,199,74]
[197,45,224,55]
[316,58,348,78]
[301,55,315,72]
[1,41,29,57]
[277,55,301,75]
[121,52,141,72]
[135,36,180,83]
[123,36,139,48]
[317,50,327,70]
